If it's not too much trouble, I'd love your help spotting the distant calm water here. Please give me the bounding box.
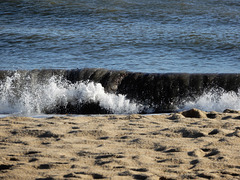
[1,0,240,73]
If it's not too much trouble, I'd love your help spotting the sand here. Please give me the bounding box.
[0,109,240,180]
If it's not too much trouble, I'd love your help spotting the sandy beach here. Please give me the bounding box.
[0,109,240,180]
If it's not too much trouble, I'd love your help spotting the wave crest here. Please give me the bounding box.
[0,73,142,115]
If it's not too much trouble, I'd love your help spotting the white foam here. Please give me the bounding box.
[1,73,239,115]
[181,88,240,112]
[0,73,142,115]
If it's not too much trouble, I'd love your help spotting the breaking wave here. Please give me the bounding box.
[0,71,240,115]
[0,73,142,115]
[181,88,240,112]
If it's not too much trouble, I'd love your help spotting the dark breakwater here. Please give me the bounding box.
[0,69,240,114]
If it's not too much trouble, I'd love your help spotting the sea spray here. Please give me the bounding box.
[0,72,142,115]
[181,88,240,112]
[1,71,240,114]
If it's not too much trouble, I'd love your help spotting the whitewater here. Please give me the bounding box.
[0,72,142,115]
[0,70,239,116]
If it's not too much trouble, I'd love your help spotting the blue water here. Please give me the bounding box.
[1,0,240,73]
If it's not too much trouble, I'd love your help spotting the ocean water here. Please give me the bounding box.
[0,72,142,115]
[1,0,240,73]
[0,70,240,115]
[0,0,240,115]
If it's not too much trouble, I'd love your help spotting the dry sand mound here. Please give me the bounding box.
[0,109,240,179]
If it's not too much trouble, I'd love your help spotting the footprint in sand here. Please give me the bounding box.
[38,164,52,169]
[154,145,166,152]
[94,154,122,166]
[188,148,221,159]
[118,170,132,176]
[29,158,38,162]
[91,173,105,179]
[164,147,182,153]
[204,149,220,157]
[63,173,79,178]
[188,149,205,157]
[132,174,149,180]
[98,136,109,140]
[208,129,221,135]
[9,157,19,161]
[226,129,240,137]
[175,128,205,138]
[130,168,148,172]
[0,164,14,171]
[190,159,200,165]
[25,151,41,155]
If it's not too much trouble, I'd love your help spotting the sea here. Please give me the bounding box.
[0,0,240,115]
